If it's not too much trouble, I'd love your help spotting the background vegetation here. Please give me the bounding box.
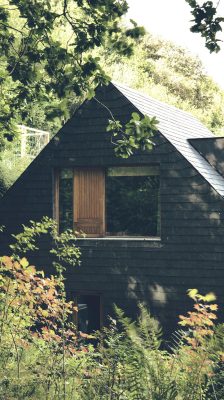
[103,32,224,136]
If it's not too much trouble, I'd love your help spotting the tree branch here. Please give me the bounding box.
[0,21,24,35]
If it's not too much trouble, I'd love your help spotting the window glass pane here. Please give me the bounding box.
[106,167,160,237]
[59,168,73,232]
[77,295,101,333]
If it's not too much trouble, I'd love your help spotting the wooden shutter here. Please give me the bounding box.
[73,168,105,237]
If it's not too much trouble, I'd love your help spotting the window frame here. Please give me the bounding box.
[53,168,60,226]
[54,164,161,239]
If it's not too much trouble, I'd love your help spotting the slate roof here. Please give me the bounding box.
[113,81,224,198]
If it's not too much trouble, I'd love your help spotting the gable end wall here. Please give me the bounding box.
[0,84,224,335]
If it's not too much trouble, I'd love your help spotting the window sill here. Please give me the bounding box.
[77,236,161,240]
[76,236,162,248]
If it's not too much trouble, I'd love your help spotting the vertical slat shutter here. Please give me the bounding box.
[74,168,105,236]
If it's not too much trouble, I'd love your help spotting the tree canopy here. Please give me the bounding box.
[0,0,144,149]
[1,0,224,150]
[186,0,224,52]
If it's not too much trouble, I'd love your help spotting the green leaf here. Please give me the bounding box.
[20,257,29,268]
[131,112,141,121]
[187,288,198,299]
[86,88,95,100]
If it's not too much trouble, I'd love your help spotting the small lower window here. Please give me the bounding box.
[75,294,101,333]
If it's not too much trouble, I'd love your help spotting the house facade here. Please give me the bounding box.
[1,82,224,336]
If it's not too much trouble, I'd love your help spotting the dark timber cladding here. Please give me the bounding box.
[1,81,224,336]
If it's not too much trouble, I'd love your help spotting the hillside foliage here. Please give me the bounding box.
[103,32,224,136]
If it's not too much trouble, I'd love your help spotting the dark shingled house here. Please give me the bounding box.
[1,81,224,335]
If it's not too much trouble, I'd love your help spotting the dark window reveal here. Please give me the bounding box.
[76,295,101,334]
[106,166,160,237]
[59,169,73,232]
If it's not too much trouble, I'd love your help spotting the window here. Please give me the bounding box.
[55,166,160,237]
[74,294,101,333]
[106,166,160,236]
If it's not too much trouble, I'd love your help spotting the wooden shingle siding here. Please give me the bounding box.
[0,82,224,336]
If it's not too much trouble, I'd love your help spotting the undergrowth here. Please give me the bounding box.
[0,220,224,399]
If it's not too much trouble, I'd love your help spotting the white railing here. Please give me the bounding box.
[18,125,50,158]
